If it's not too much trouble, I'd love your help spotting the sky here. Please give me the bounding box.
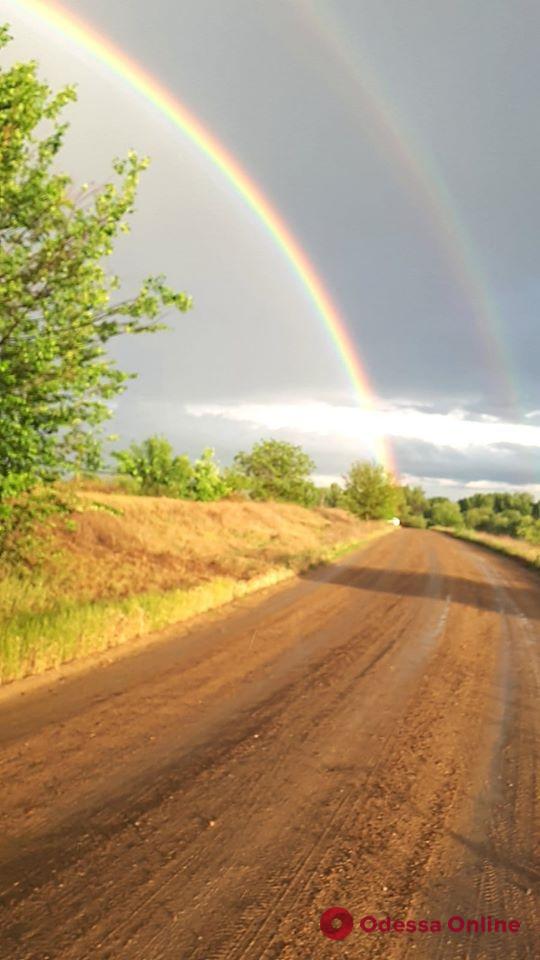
[2,0,540,498]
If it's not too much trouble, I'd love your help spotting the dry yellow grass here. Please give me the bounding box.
[1,494,392,682]
[49,494,384,602]
[439,526,540,569]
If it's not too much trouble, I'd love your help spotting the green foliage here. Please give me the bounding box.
[458,491,533,517]
[400,486,428,520]
[0,485,69,564]
[221,466,252,498]
[494,492,533,515]
[398,484,428,525]
[113,438,229,502]
[343,461,399,520]
[321,482,346,508]
[0,26,191,554]
[233,439,318,506]
[484,509,524,537]
[402,513,427,529]
[462,506,494,530]
[398,488,540,540]
[460,503,537,539]
[457,493,495,513]
[518,517,540,544]
[190,448,230,501]
[428,498,463,528]
[113,436,193,496]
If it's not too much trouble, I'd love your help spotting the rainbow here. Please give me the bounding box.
[7,0,395,475]
[299,0,520,414]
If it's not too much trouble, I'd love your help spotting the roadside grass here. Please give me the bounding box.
[435,526,540,571]
[0,495,393,683]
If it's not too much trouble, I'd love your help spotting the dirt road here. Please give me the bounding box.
[0,529,538,959]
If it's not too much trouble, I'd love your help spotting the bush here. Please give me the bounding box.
[233,439,318,506]
[463,507,495,530]
[484,509,524,537]
[402,514,427,529]
[517,518,540,544]
[190,449,230,501]
[321,483,347,508]
[429,499,462,528]
[343,461,400,520]
[113,436,193,496]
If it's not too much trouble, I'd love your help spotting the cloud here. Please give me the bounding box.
[184,400,540,492]
[186,400,540,452]
[394,438,540,486]
[401,473,540,501]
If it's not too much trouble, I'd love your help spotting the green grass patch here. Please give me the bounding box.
[435,526,540,571]
[0,527,392,684]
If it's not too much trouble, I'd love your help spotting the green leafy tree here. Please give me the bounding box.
[487,509,524,537]
[458,493,495,513]
[518,517,540,544]
[233,439,318,506]
[343,461,399,520]
[0,26,191,549]
[397,484,428,526]
[463,506,495,530]
[400,485,428,519]
[493,492,533,516]
[321,482,346,508]
[113,436,193,496]
[428,498,462,528]
[190,448,229,501]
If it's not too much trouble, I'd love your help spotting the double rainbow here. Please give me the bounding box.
[8,0,395,474]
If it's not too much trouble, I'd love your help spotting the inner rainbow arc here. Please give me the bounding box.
[9,0,395,476]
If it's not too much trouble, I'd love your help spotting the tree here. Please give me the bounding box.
[233,439,318,505]
[463,506,494,530]
[487,509,524,537]
[401,485,428,516]
[398,484,428,526]
[493,492,533,516]
[113,436,193,496]
[114,439,230,501]
[190,448,230,501]
[321,482,346,508]
[343,461,399,520]
[458,493,495,513]
[0,26,191,515]
[518,517,540,544]
[428,498,462,528]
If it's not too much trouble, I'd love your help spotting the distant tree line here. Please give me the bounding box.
[397,486,540,545]
[111,435,540,545]
[111,435,402,518]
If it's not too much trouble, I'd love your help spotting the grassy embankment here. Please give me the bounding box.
[0,493,393,683]
[437,526,540,570]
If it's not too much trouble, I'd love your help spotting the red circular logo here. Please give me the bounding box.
[320,906,354,940]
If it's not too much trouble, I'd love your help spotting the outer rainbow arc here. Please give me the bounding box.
[9,0,396,476]
[299,0,520,415]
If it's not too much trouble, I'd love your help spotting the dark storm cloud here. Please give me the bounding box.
[393,439,540,487]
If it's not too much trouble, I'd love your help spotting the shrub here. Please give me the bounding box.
[429,499,463,528]
[233,439,318,506]
[343,461,400,520]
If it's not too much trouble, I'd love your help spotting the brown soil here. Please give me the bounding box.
[0,529,538,959]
